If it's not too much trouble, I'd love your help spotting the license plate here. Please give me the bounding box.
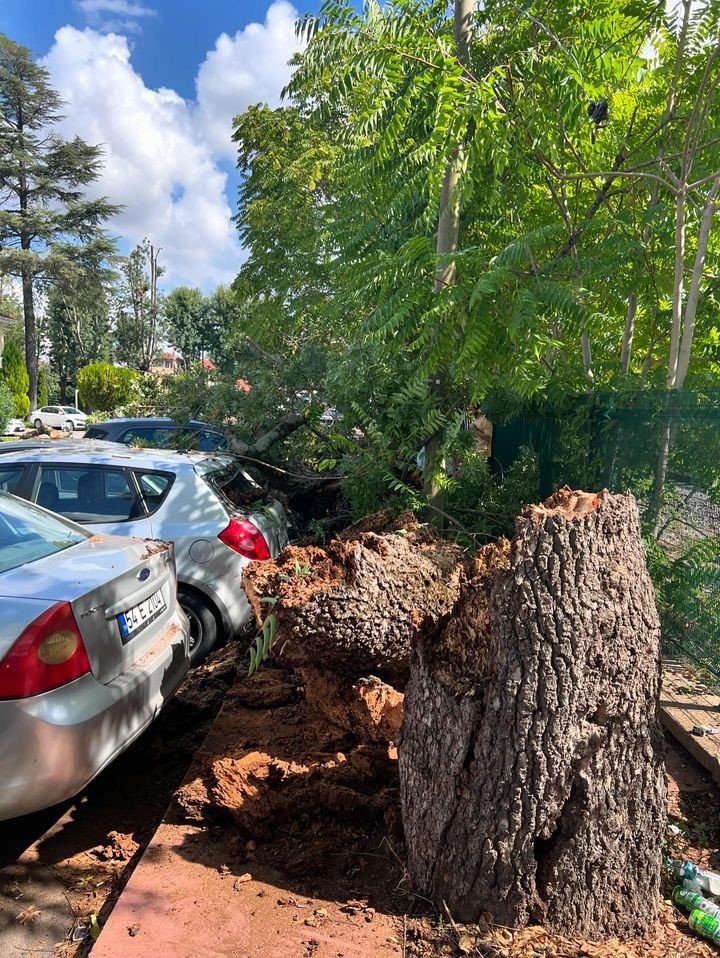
[118,590,166,642]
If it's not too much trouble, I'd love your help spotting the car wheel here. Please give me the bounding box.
[178,589,218,667]
[63,420,74,434]
[34,418,43,431]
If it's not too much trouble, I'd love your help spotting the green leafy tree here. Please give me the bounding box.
[1,338,29,417]
[164,287,211,367]
[0,379,13,432]
[37,365,49,406]
[0,33,119,407]
[45,276,112,402]
[113,239,164,372]
[77,362,138,413]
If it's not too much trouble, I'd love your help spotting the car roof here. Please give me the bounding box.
[89,417,221,430]
[0,439,235,471]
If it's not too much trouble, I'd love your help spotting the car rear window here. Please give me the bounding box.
[0,493,88,574]
[197,458,266,508]
[135,470,174,516]
[85,427,108,440]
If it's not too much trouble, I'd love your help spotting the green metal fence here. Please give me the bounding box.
[491,391,720,682]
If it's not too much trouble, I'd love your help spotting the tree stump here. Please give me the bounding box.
[399,489,667,939]
[243,513,465,681]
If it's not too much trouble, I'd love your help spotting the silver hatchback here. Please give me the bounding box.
[0,492,190,821]
[0,442,290,665]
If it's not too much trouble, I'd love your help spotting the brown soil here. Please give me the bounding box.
[168,661,720,958]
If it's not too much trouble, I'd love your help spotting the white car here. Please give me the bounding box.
[3,419,25,437]
[0,441,289,666]
[30,405,87,433]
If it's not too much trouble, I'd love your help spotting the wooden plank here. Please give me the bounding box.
[660,661,720,787]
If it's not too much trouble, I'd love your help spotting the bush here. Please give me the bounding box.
[0,380,14,434]
[77,362,139,413]
[1,340,29,418]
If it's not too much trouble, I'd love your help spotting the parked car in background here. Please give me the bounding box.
[0,491,190,820]
[0,442,289,665]
[85,417,228,451]
[3,419,25,437]
[30,405,87,433]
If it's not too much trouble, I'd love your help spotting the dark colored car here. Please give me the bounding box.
[84,418,229,452]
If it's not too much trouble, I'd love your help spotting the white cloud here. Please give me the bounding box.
[195,0,302,159]
[76,0,156,34]
[76,0,156,18]
[40,2,303,292]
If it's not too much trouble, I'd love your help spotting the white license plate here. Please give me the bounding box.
[118,589,166,642]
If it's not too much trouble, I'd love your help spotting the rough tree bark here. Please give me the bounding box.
[399,488,666,939]
[243,512,465,681]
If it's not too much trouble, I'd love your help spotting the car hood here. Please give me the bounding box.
[0,534,164,603]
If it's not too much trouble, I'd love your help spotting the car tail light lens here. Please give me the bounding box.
[0,602,91,700]
[218,517,271,561]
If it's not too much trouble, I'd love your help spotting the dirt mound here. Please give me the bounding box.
[175,668,400,842]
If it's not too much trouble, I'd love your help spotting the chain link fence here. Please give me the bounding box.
[490,391,720,683]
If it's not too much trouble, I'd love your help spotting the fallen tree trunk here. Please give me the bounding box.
[399,489,666,939]
[243,512,465,681]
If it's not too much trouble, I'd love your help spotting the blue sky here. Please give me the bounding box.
[0,0,323,290]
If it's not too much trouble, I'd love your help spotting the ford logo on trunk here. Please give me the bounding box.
[137,568,151,581]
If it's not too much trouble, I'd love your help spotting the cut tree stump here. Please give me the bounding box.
[243,512,465,681]
[399,489,667,939]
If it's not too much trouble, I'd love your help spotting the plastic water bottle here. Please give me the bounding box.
[673,885,720,920]
[673,861,720,898]
[689,909,720,945]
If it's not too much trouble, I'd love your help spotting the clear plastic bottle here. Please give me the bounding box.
[689,909,720,945]
[673,885,720,920]
[673,861,720,898]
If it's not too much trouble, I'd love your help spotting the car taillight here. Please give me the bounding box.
[0,602,91,700]
[218,517,271,561]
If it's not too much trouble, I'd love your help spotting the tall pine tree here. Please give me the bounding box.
[0,33,119,406]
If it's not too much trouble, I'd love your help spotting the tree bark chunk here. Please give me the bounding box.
[243,516,465,681]
[399,488,667,939]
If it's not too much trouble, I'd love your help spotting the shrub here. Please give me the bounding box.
[0,380,14,433]
[1,340,29,418]
[77,362,139,413]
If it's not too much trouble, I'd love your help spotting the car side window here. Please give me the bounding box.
[0,465,25,495]
[135,471,174,516]
[33,465,143,523]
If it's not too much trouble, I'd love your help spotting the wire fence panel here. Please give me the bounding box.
[491,391,720,684]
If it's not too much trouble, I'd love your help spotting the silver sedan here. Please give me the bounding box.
[0,492,190,821]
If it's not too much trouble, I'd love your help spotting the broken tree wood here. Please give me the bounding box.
[399,488,667,939]
[243,512,465,681]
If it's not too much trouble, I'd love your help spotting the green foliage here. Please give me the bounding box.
[247,614,279,676]
[77,362,139,413]
[164,287,212,367]
[0,33,119,403]
[0,379,14,432]
[37,366,49,407]
[114,239,164,372]
[221,0,720,512]
[1,339,29,417]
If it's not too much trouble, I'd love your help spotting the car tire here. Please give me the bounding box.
[34,418,43,431]
[178,589,218,667]
[63,420,74,434]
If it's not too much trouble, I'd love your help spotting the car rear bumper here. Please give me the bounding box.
[0,610,190,821]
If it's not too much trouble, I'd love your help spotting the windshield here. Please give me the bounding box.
[0,492,89,574]
[61,407,83,415]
